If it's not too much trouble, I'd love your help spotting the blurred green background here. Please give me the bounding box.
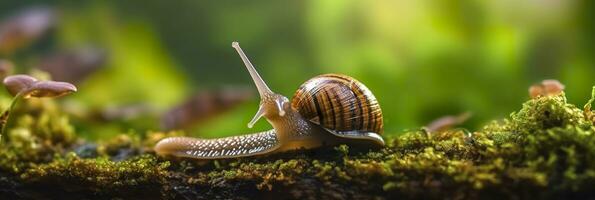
[0,0,593,140]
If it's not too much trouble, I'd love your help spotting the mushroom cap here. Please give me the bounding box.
[22,80,77,99]
[3,74,38,96]
[3,74,77,98]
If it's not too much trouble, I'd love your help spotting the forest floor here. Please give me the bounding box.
[1,89,595,200]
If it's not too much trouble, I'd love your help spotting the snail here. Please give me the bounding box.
[154,42,384,159]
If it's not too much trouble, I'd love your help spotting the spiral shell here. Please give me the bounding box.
[291,74,383,135]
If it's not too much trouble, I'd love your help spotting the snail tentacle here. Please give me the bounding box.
[154,129,280,159]
[232,41,272,96]
[248,103,266,128]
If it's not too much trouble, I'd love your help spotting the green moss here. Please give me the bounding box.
[509,93,591,133]
[2,90,595,199]
[21,153,169,196]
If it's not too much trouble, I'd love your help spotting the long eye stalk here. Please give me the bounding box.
[233,42,276,128]
[232,42,272,97]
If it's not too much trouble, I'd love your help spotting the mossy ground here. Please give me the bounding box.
[1,89,595,199]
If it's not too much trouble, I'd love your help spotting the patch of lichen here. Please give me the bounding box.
[2,91,595,199]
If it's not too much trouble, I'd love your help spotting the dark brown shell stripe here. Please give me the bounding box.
[329,74,383,133]
[327,73,383,133]
[291,74,383,134]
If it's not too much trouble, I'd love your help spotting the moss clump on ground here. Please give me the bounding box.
[1,91,595,199]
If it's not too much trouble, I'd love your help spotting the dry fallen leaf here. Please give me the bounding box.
[425,112,472,132]
[161,87,253,130]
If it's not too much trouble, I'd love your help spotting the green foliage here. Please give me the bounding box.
[59,4,189,109]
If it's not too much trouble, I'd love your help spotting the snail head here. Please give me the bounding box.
[232,42,289,128]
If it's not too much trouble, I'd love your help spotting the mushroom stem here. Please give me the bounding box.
[0,93,22,144]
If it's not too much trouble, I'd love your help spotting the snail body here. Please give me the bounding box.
[154,42,384,159]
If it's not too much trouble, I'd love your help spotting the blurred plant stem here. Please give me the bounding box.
[0,94,21,143]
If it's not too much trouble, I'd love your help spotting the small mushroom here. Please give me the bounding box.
[529,79,565,99]
[542,80,565,95]
[3,74,76,98]
[0,74,77,143]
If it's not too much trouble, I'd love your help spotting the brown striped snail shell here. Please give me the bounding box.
[292,74,383,136]
[154,42,384,159]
